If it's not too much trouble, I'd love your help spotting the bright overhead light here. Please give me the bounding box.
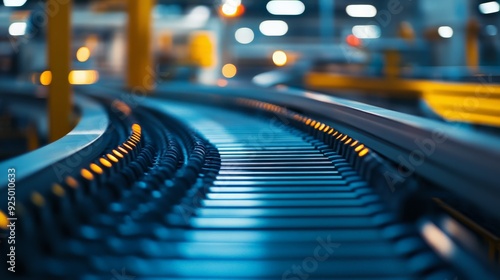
[222,63,237,78]
[76,47,91,62]
[346,4,377,17]
[3,0,27,7]
[266,0,305,15]
[68,70,99,85]
[222,3,238,16]
[272,50,288,66]
[438,26,453,38]
[221,0,244,17]
[40,71,52,86]
[259,20,288,36]
[235,27,254,44]
[479,1,500,14]
[8,22,26,36]
[352,25,380,39]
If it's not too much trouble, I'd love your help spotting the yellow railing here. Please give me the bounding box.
[305,72,500,126]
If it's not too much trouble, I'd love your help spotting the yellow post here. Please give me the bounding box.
[127,0,155,92]
[188,31,216,68]
[384,50,400,79]
[47,0,72,142]
[466,19,479,71]
[26,123,39,151]
[398,21,415,43]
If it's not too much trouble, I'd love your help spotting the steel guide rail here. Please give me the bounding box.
[0,94,111,195]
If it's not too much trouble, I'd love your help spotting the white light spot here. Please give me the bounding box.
[221,3,238,16]
[438,26,453,38]
[8,22,26,36]
[272,50,287,66]
[346,4,377,18]
[3,0,27,7]
[259,20,288,36]
[422,223,453,257]
[235,27,254,44]
[479,1,500,14]
[352,25,381,39]
[266,0,305,15]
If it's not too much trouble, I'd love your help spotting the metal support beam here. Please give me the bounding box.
[127,0,155,92]
[466,19,479,70]
[319,0,334,44]
[47,0,72,142]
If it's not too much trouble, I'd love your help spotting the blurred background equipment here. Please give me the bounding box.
[1,0,500,279]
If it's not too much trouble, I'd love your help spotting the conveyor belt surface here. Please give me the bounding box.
[0,94,496,279]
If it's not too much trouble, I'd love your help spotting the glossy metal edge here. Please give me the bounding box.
[0,94,109,188]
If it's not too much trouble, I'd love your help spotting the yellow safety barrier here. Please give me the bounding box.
[305,72,500,126]
[466,20,480,71]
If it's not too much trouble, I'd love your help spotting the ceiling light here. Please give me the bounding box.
[266,0,305,15]
[259,20,288,36]
[346,5,377,17]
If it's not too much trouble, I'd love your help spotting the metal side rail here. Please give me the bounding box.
[0,94,110,193]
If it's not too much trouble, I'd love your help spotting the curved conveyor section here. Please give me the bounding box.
[0,84,498,279]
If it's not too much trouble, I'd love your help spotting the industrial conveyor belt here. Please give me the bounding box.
[98,102,453,279]
[1,87,499,279]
